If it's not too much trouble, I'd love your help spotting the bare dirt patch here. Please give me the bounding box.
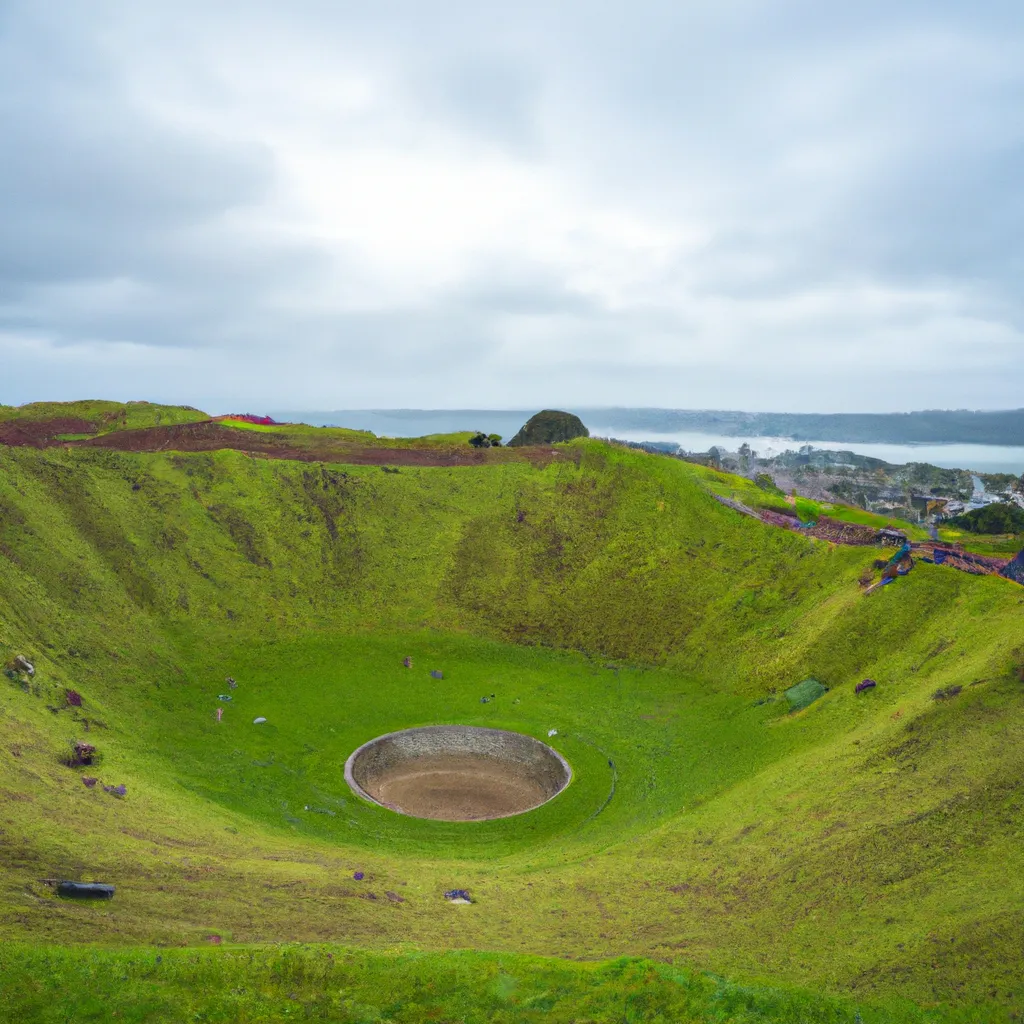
[346,725,571,821]
[368,753,552,821]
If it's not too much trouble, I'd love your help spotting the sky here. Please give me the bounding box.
[2,1,1023,414]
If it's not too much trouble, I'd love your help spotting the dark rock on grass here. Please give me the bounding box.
[57,881,114,899]
[64,741,96,767]
[507,410,589,447]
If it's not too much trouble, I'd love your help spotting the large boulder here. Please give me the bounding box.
[507,410,589,447]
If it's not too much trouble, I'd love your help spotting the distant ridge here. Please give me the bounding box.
[573,408,1024,446]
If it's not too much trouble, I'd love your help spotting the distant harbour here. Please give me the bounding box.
[587,428,1024,475]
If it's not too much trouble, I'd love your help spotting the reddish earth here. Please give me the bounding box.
[1,419,574,468]
[0,417,96,446]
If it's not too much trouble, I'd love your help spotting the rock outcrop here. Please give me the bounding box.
[507,410,589,447]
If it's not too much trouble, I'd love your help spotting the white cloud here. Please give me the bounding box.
[2,0,1024,411]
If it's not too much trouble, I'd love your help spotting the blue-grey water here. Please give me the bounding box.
[270,409,534,442]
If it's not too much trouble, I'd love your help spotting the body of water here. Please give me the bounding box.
[589,428,1024,475]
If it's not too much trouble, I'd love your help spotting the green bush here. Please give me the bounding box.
[950,502,1024,535]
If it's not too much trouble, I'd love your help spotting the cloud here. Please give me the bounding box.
[1,0,1023,412]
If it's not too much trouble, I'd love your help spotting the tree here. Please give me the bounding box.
[950,502,1024,535]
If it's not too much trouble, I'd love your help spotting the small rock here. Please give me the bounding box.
[81,777,97,788]
[444,889,472,904]
[14,655,34,676]
[353,871,364,881]
[57,881,114,900]
[430,670,444,680]
[547,729,558,737]
[66,689,83,707]
[253,717,267,725]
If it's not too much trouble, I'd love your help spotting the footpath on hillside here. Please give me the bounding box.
[709,492,1024,588]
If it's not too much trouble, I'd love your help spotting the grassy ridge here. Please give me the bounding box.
[0,399,208,433]
[1,439,1023,1016]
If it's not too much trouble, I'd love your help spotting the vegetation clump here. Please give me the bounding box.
[507,410,589,446]
[950,502,1024,535]
[468,432,503,448]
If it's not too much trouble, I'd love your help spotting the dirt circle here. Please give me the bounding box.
[344,726,572,821]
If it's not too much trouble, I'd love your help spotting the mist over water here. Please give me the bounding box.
[589,428,1024,475]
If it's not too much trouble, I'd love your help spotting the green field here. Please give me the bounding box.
[2,416,1023,1021]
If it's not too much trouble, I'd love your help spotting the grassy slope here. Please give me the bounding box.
[1,440,1023,1018]
[0,400,208,433]
[691,458,1024,555]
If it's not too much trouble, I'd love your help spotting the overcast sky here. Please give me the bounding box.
[2,2,1023,413]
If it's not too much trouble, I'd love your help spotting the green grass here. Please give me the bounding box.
[1,435,1023,1019]
[420,430,479,443]
[0,399,207,433]
[2,943,998,1024]
[936,525,1023,557]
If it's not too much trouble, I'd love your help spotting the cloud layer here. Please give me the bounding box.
[2,1,1023,412]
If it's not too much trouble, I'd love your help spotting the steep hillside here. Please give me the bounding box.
[1,438,1023,1019]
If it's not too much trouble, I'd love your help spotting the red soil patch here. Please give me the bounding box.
[217,414,277,425]
[20,420,574,468]
[0,417,97,446]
